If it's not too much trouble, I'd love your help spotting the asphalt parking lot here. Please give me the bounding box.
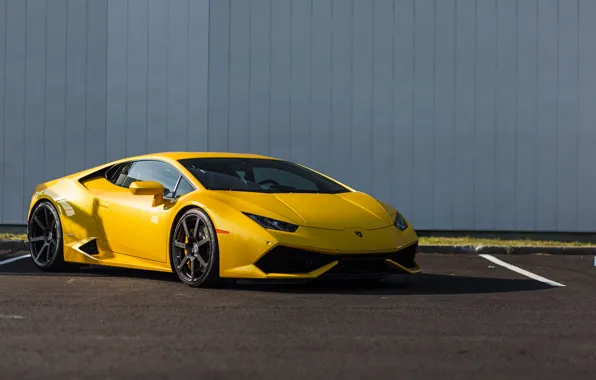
[0,250,594,379]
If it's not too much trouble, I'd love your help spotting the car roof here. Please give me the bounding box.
[138,152,279,161]
[63,152,283,183]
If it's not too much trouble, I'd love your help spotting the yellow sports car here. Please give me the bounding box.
[27,152,420,287]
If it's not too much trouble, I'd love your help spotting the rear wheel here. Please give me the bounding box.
[171,208,220,287]
[28,201,66,271]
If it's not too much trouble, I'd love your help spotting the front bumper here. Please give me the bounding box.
[216,221,419,279]
[220,242,420,280]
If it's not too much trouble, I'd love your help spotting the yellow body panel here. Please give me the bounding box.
[27,152,420,279]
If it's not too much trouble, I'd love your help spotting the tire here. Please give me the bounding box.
[28,200,67,271]
[170,208,220,287]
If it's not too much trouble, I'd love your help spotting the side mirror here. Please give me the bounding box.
[129,181,164,196]
[129,181,165,207]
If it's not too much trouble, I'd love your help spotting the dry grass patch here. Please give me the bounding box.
[419,236,594,248]
[0,233,27,241]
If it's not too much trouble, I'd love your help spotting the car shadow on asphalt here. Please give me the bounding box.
[0,258,554,295]
[228,274,554,295]
[0,259,181,283]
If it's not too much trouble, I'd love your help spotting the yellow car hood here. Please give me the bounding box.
[209,191,393,230]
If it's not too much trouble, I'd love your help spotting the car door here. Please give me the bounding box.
[95,160,194,262]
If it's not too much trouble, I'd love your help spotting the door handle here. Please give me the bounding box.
[97,200,110,209]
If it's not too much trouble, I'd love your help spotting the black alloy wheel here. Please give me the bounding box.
[171,208,220,287]
[28,201,66,270]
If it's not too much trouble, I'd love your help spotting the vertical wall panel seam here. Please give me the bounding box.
[288,0,293,159]
[531,0,537,230]
[185,0,190,151]
[431,0,436,228]
[125,0,130,155]
[576,0,580,230]
[104,0,108,162]
[164,0,169,152]
[555,0,559,229]
[369,0,375,195]
[389,0,395,206]
[207,0,211,151]
[0,0,6,221]
[226,0,231,151]
[329,0,334,171]
[21,0,28,216]
[411,0,416,220]
[472,0,477,229]
[145,0,150,153]
[493,0,498,228]
[248,0,253,153]
[267,0,272,155]
[513,0,519,230]
[452,0,457,229]
[348,0,354,184]
[63,0,68,174]
[83,0,88,168]
[325,0,331,168]
[308,0,313,165]
[43,0,48,181]
[533,0,539,230]
[0,0,4,221]
[413,0,417,218]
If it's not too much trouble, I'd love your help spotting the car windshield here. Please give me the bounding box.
[179,158,350,194]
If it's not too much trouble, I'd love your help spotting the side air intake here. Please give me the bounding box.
[79,239,99,255]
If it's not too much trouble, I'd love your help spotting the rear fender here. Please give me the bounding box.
[29,179,103,249]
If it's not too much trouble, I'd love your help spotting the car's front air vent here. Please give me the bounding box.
[255,243,419,276]
[255,246,335,274]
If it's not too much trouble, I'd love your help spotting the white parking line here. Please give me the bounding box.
[479,254,566,287]
[0,254,31,266]
[0,314,25,320]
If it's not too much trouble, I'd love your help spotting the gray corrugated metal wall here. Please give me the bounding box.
[207,0,596,232]
[1,0,595,232]
[0,0,210,224]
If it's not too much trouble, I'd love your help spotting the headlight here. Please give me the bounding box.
[243,212,299,232]
[394,213,408,231]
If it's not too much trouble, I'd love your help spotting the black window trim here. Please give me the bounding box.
[104,159,197,199]
[104,161,131,184]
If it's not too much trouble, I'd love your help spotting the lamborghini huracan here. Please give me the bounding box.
[27,152,420,287]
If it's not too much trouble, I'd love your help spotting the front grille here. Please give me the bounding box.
[323,257,394,277]
[255,243,418,275]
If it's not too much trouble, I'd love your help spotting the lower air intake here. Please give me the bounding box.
[255,243,418,276]
[255,246,335,274]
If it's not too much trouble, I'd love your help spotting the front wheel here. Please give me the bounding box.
[170,208,220,287]
[28,201,66,271]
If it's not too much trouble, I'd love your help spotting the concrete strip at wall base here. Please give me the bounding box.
[1,240,595,257]
[418,245,596,256]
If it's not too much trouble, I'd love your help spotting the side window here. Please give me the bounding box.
[253,167,317,190]
[113,163,133,187]
[174,177,195,198]
[121,161,180,197]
